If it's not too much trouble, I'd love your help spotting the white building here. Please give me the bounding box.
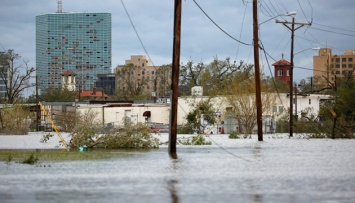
[65,92,331,134]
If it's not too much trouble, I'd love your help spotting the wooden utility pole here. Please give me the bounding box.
[169,0,182,154]
[276,18,311,137]
[253,0,263,141]
[36,75,40,131]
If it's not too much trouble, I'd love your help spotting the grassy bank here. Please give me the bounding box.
[0,150,133,163]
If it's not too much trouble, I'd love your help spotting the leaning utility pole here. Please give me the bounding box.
[169,0,182,154]
[253,0,263,141]
[276,18,311,137]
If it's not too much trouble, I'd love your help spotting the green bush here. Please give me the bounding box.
[179,135,212,145]
[22,154,38,165]
[177,123,195,134]
[229,131,239,139]
[69,122,159,149]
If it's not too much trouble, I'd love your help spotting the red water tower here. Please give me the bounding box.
[272,59,291,83]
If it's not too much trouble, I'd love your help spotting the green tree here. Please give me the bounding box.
[115,64,150,100]
[179,57,246,96]
[0,103,32,134]
[39,87,77,102]
[317,75,355,138]
[155,64,171,97]
[185,98,217,134]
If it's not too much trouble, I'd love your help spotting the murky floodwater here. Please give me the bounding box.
[1,139,355,203]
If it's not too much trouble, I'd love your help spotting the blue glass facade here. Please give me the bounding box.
[95,74,116,95]
[36,12,111,93]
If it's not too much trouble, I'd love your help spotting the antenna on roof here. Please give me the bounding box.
[57,0,63,13]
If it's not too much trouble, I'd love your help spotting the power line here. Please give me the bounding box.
[296,0,310,22]
[259,40,286,111]
[294,34,344,53]
[120,0,156,68]
[275,0,288,14]
[309,27,355,37]
[312,22,355,33]
[234,1,249,62]
[260,47,328,74]
[192,0,252,46]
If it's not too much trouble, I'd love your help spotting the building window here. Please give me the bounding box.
[336,58,340,62]
[273,106,277,113]
[342,64,346,68]
[349,64,353,68]
[342,58,346,62]
[279,106,284,113]
[309,99,311,105]
[336,64,340,68]
[336,71,340,74]
[277,70,283,76]
[286,70,289,76]
[349,58,353,62]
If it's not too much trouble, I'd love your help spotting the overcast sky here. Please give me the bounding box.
[0,0,354,90]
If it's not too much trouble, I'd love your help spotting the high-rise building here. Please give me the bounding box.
[313,48,355,82]
[95,74,116,95]
[0,51,9,99]
[36,12,111,94]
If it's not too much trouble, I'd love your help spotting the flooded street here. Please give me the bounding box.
[1,138,355,203]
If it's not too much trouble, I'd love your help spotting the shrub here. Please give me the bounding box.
[69,122,159,149]
[229,131,239,139]
[179,135,212,145]
[22,154,38,165]
[0,104,32,135]
[177,123,195,134]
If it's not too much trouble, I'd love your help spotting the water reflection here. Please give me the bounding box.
[168,153,180,203]
[1,141,355,202]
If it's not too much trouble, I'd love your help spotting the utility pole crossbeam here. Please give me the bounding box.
[253,0,263,141]
[276,19,311,137]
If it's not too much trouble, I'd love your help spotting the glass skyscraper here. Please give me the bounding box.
[36,12,111,93]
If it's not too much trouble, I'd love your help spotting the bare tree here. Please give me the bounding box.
[155,64,172,96]
[115,64,149,100]
[223,72,276,134]
[0,50,35,104]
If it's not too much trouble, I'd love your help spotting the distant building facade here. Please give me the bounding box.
[0,51,9,99]
[114,55,171,97]
[36,12,112,94]
[95,74,116,95]
[313,48,355,82]
[61,70,76,91]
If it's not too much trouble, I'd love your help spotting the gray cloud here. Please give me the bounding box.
[0,0,354,85]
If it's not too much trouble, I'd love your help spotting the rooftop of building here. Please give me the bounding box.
[272,59,291,66]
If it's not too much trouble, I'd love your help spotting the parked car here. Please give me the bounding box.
[150,124,169,133]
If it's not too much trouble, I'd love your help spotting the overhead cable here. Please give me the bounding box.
[309,27,355,37]
[120,0,156,67]
[192,0,252,46]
